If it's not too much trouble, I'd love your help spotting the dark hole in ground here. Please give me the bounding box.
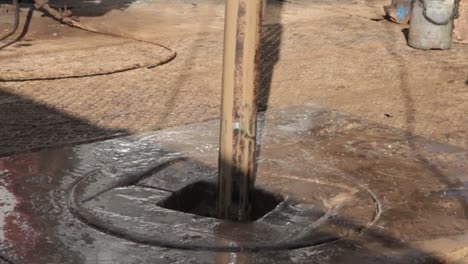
[158,181,283,222]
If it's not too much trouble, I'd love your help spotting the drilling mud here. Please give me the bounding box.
[157,180,283,221]
[68,156,378,251]
[0,106,467,263]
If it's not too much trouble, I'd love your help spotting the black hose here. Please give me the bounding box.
[0,0,20,42]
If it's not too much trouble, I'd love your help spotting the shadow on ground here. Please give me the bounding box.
[259,0,283,111]
[0,89,127,157]
[0,1,465,261]
[0,0,284,157]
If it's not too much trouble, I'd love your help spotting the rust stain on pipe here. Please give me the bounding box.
[218,0,263,221]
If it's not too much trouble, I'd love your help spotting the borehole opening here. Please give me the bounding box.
[157,181,283,222]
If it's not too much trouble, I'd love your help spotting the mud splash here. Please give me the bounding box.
[0,106,466,263]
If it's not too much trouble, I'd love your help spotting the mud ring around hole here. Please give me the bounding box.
[68,158,381,252]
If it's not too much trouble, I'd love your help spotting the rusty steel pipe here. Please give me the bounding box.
[217,0,263,221]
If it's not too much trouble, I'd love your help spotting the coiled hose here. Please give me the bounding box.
[0,0,20,42]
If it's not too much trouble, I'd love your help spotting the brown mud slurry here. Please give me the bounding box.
[158,181,283,221]
[0,106,467,263]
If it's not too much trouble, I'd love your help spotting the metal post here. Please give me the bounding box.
[218,0,263,221]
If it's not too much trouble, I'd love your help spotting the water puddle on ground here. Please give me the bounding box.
[0,106,467,263]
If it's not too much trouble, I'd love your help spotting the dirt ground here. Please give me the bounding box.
[0,1,468,263]
[0,0,467,156]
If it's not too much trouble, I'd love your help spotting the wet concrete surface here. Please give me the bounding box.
[0,106,467,263]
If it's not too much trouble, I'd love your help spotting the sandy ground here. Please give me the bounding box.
[0,1,467,262]
[0,0,467,154]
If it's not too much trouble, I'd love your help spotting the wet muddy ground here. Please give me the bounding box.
[0,106,467,263]
[0,0,467,263]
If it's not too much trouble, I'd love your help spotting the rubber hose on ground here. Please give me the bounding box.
[0,0,20,42]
